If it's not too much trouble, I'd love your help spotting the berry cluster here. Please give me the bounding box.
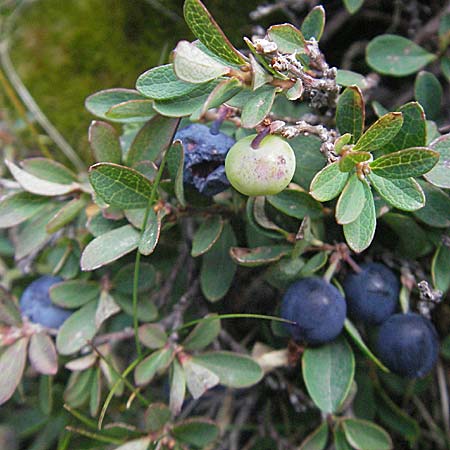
[281,263,439,379]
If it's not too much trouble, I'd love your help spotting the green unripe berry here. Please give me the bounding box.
[225,134,296,196]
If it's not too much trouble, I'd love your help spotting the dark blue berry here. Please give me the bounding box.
[376,313,439,378]
[280,277,347,345]
[20,276,72,329]
[174,124,234,197]
[343,262,399,325]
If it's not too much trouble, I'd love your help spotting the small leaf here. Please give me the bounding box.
[336,70,367,90]
[302,336,355,413]
[144,403,171,433]
[85,88,148,122]
[136,64,199,100]
[298,251,328,277]
[370,147,439,178]
[230,246,291,267]
[174,40,230,84]
[138,324,167,349]
[89,121,122,164]
[114,293,158,323]
[0,338,28,405]
[413,181,450,228]
[414,71,442,120]
[95,291,120,329]
[64,368,94,407]
[171,418,219,447]
[50,280,100,308]
[424,133,450,188]
[183,314,221,351]
[105,99,155,120]
[5,160,79,196]
[343,0,364,14]
[342,418,393,450]
[310,162,349,201]
[183,358,220,399]
[368,173,425,211]
[183,0,246,65]
[134,348,173,386]
[366,34,436,76]
[192,351,263,388]
[46,196,89,233]
[166,141,186,206]
[89,163,153,209]
[191,216,224,257]
[334,426,354,450]
[336,174,367,225]
[28,333,58,375]
[113,438,151,450]
[80,225,140,271]
[249,54,272,91]
[90,367,102,417]
[336,86,365,143]
[21,158,77,183]
[241,85,277,128]
[0,288,22,326]
[354,112,403,152]
[138,209,161,256]
[200,222,237,302]
[343,180,376,253]
[267,24,305,53]
[432,244,450,293]
[56,300,98,355]
[267,189,323,219]
[170,360,186,416]
[0,192,50,228]
[301,6,325,41]
[299,422,328,450]
[339,151,372,172]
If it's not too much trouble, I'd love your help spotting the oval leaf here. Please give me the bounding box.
[88,121,122,164]
[310,162,349,202]
[336,174,367,224]
[342,418,393,450]
[336,86,365,143]
[424,133,450,188]
[267,189,323,220]
[191,216,224,257]
[29,333,58,375]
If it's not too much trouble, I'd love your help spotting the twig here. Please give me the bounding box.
[436,360,450,443]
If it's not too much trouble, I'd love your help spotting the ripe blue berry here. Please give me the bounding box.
[343,262,399,325]
[280,277,347,345]
[20,276,72,329]
[376,313,439,378]
[174,123,235,196]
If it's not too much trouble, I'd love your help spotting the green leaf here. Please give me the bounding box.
[113,262,156,294]
[342,418,393,450]
[56,301,98,355]
[144,403,171,433]
[343,0,364,13]
[167,141,186,206]
[299,422,328,450]
[334,426,354,450]
[424,133,450,188]
[46,196,89,233]
[267,189,323,219]
[136,64,199,100]
[413,181,450,228]
[191,216,224,257]
[134,348,173,386]
[0,192,50,228]
[432,244,450,293]
[368,173,425,211]
[339,151,372,172]
[230,246,291,267]
[366,34,436,76]
[343,180,376,253]
[183,314,221,351]
[88,121,121,164]
[29,333,57,375]
[21,157,77,183]
[183,0,246,65]
[336,86,365,143]
[370,147,439,178]
[336,174,367,224]
[105,99,155,121]
[114,438,151,450]
[378,102,426,154]
[241,85,277,128]
[354,112,403,152]
[0,289,22,327]
[192,351,263,388]
[298,251,328,277]
[5,160,79,196]
[414,71,442,120]
[80,225,140,271]
[302,337,355,413]
[114,292,157,323]
[170,359,186,416]
[126,115,180,166]
[249,54,272,91]
[174,40,230,83]
[50,280,100,308]
[153,81,219,117]
[441,56,450,82]
[138,209,161,256]
[182,358,219,399]
[171,418,219,448]
[336,134,356,154]
[301,6,325,41]
[200,222,237,301]
[138,324,167,349]
[310,162,349,201]
[336,70,367,90]
[89,163,153,209]
[0,338,28,405]
[344,319,388,372]
[85,88,149,122]
[267,24,306,53]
